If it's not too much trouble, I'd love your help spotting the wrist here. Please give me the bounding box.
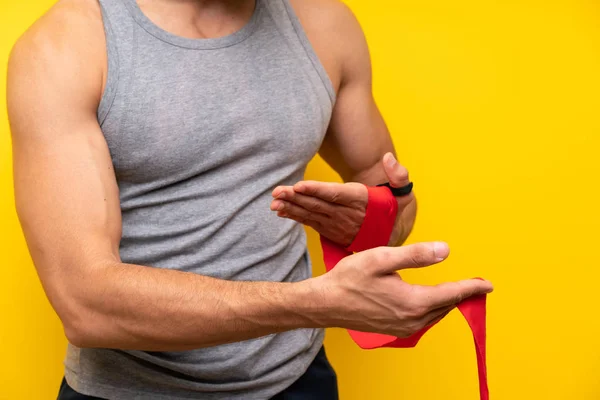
[283,277,337,330]
[389,195,417,246]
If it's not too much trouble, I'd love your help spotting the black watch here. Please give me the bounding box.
[376,181,413,197]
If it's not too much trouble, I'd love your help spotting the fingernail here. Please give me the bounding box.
[278,193,286,200]
[433,242,449,261]
[386,153,397,168]
[278,202,285,211]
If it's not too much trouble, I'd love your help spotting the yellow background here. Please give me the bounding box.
[1,0,599,399]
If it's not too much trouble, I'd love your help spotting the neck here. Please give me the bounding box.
[136,0,257,40]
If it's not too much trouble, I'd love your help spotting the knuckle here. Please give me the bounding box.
[361,252,376,272]
[405,250,425,268]
[303,183,316,195]
[375,247,393,264]
[453,282,471,302]
[330,191,340,203]
[408,243,436,266]
[403,286,432,317]
[435,283,463,305]
[408,303,428,319]
[360,250,375,264]
[394,300,424,321]
[396,166,409,179]
[408,253,422,268]
[448,291,463,305]
[310,200,322,212]
[363,251,383,274]
[410,294,431,317]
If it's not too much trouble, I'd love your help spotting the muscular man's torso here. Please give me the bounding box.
[36,0,357,398]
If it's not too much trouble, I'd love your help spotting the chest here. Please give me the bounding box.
[101,40,332,184]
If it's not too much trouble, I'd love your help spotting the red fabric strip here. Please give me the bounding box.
[320,185,489,400]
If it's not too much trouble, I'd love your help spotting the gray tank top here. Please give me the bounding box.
[64,0,335,398]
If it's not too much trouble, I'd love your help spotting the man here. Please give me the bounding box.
[7,0,493,398]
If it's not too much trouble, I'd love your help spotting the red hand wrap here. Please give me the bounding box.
[320,185,489,400]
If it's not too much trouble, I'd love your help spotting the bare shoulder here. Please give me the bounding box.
[287,0,370,90]
[10,0,105,63]
[8,0,107,121]
[288,0,361,32]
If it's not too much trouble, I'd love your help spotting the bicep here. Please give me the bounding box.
[7,22,121,314]
[11,116,123,269]
[318,4,395,185]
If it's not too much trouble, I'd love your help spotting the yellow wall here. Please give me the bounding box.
[1,1,599,399]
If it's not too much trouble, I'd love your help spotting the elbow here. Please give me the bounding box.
[63,312,120,349]
[54,285,107,348]
[63,319,89,348]
[59,294,124,349]
[51,263,118,348]
[61,305,101,348]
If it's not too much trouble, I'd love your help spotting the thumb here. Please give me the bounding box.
[382,152,410,188]
[366,242,450,275]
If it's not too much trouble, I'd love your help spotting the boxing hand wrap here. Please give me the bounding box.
[347,186,398,253]
[319,185,489,400]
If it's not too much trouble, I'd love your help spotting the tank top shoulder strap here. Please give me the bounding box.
[263,0,336,106]
[97,0,137,126]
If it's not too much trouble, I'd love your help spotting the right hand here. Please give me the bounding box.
[312,242,493,338]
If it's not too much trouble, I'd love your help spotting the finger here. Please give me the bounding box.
[422,279,494,309]
[367,242,451,275]
[382,152,410,188]
[281,191,340,215]
[270,200,328,224]
[293,181,367,207]
[272,186,295,200]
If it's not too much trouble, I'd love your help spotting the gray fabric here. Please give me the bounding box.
[64,0,336,398]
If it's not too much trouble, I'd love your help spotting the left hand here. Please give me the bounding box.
[270,152,414,246]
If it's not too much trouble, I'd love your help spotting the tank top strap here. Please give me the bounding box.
[97,0,137,125]
[263,0,336,105]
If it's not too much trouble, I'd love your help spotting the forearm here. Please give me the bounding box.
[64,261,324,351]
